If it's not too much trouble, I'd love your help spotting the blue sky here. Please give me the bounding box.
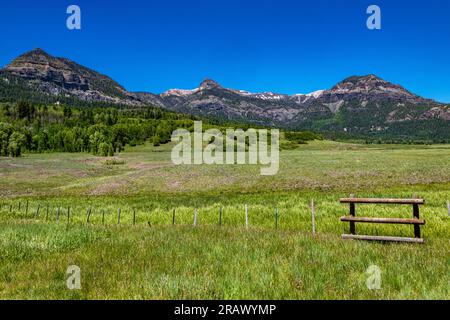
[0,0,449,102]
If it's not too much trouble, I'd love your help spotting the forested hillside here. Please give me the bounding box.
[0,101,195,157]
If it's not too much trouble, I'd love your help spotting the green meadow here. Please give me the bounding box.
[0,141,449,299]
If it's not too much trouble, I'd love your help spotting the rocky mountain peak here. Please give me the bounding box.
[329,74,417,99]
[23,47,49,56]
[5,48,69,82]
[8,48,55,67]
[333,74,390,89]
[199,78,222,90]
[341,74,381,83]
[2,48,128,102]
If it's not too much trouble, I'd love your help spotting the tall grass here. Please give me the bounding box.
[1,188,448,239]
[0,141,448,299]
[0,221,448,299]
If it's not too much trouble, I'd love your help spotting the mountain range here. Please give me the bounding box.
[1,48,449,138]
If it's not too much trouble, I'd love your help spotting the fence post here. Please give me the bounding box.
[349,194,355,235]
[275,207,279,229]
[413,204,421,238]
[172,209,175,225]
[117,208,121,224]
[46,204,49,220]
[86,208,92,223]
[193,209,198,226]
[245,204,248,229]
[102,209,105,224]
[311,199,316,235]
[411,194,421,238]
[35,204,40,218]
[133,209,136,226]
[57,207,60,223]
[447,200,450,217]
[219,207,222,226]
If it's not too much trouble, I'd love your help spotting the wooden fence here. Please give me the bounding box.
[340,198,426,244]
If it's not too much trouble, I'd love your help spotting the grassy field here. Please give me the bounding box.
[0,141,449,299]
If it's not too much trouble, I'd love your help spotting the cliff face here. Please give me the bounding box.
[2,48,138,105]
[5,48,89,91]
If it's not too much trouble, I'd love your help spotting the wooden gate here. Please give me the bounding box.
[340,198,425,244]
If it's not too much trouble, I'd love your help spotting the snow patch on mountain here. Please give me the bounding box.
[306,90,325,98]
[162,88,199,97]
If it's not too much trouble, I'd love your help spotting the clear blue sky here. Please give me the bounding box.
[1,0,449,102]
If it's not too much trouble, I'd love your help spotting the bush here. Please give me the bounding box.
[153,135,161,147]
[98,142,114,157]
[8,132,26,157]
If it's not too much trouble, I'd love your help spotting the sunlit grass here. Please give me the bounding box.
[0,141,449,299]
[0,222,448,299]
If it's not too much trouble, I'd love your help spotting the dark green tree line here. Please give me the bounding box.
[0,101,194,157]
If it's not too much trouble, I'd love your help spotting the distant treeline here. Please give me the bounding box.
[0,101,196,157]
[5,100,440,158]
[0,101,326,157]
[321,121,450,145]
